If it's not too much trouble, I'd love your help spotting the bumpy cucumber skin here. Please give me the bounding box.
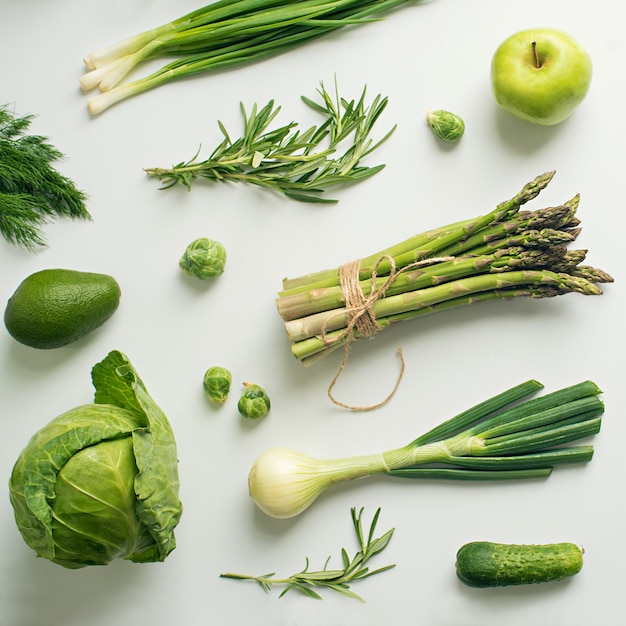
[455,541,583,588]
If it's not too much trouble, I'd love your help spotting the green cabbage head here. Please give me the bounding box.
[9,350,183,569]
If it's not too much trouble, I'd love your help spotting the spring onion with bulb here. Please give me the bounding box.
[248,379,603,518]
[81,0,421,115]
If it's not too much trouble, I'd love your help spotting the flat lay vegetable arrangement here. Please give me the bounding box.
[1,1,622,625]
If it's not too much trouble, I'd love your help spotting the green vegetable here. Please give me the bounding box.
[180,237,227,279]
[4,268,121,349]
[0,105,90,250]
[9,350,182,569]
[248,379,602,518]
[238,382,271,419]
[456,541,584,587]
[426,109,465,142]
[81,0,420,114]
[275,171,613,365]
[221,506,395,601]
[203,366,232,403]
[145,80,394,203]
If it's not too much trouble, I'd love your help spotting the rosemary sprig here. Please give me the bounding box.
[144,80,395,203]
[0,105,90,250]
[220,507,395,601]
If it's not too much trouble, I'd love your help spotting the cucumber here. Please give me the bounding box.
[455,541,583,587]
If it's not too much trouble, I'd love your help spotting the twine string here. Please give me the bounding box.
[322,254,454,411]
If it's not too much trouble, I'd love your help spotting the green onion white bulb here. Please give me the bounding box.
[248,447,390,518]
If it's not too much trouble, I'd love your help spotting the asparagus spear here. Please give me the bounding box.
[280,171,557,292]
[278,244,576,322]
[289,284,577,365]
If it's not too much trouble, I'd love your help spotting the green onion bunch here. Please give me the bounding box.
[81,0,418,114]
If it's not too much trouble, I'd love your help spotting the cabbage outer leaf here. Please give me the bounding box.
[91,350,182,562]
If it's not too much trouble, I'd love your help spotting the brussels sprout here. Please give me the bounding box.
[180,237,226,280]
[238,382,271,419]
[426,109,465,142]
[203,366,232,403]
[9,350,182,569]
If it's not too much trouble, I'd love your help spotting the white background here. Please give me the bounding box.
[1,1,624,624]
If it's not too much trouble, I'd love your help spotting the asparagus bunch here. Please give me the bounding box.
[276,172,613,365]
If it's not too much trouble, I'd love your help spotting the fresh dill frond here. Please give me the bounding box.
[0,105,90,251]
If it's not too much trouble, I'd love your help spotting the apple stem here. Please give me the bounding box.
[532,40,541,68]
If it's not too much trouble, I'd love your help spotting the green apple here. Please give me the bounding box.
[491,27,592,125]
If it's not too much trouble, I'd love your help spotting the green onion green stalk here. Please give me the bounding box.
[81,0,420,114]
[248,379,603,518]
[275,171,613,365]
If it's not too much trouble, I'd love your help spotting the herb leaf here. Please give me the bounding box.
[220,507,395,601]
[0,105,90,250]
[144,80,395,203]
